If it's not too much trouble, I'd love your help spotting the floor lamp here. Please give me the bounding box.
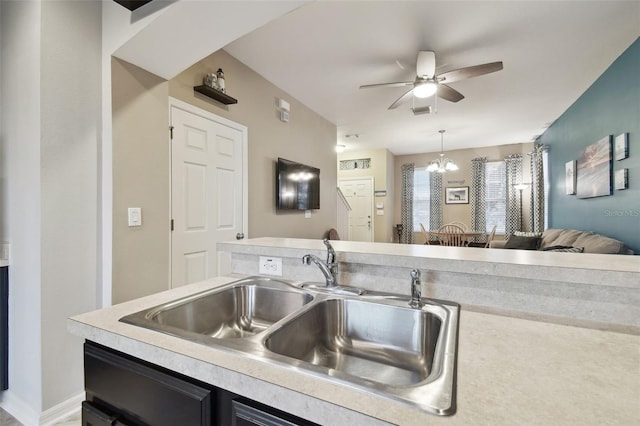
[514,183,529,231]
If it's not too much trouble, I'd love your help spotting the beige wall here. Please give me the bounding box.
[337,149,394,242]
[112,58,170,304]
[169,49,337,239]
[111,50,337,303]
[394,142,534,243]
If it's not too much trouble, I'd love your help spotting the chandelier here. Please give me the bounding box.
[426,130,458,173]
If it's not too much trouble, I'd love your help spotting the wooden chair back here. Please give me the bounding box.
[484,225,497,248]
[419,223,431,245]
[436,224,467,246]
[447,221,468,231]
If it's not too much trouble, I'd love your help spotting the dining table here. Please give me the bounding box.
[429,230,486,247]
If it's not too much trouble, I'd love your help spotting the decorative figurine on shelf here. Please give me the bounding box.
[216,68,225,93]
[203,72,217,89]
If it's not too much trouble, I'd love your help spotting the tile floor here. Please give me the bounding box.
[0,407,80,426]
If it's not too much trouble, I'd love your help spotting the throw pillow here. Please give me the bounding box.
[514,231,543,238]
[539,245,584,253]
[503,235,541,250]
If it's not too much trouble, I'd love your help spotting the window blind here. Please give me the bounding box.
[413,167,431,231]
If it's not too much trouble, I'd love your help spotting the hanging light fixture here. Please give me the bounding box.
[426,130,458,173]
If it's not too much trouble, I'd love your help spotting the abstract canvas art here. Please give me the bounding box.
[576,136,612,199]
[565,160,576,195]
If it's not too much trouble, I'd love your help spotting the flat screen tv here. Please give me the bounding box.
[276,157,320,210]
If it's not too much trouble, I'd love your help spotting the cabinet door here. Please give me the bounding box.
[231,399,318,426]
[85,342,213,426]
[0,267,7,390]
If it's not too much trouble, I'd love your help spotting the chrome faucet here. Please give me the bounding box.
[323,239,338,283]
[302,239,338,288]
[409,269,423,309]
[302,254,336,287]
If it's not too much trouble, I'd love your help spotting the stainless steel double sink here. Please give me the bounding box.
[120,276,459,416]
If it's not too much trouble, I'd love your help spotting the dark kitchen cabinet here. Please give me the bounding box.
[83,341,317,426]
[0,266,7,390]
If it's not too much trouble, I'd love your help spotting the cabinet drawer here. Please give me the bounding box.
[84,342,212,426]
[231,399,318,426]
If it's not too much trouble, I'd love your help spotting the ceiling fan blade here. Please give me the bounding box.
[437,84,465,103]
[388,88,414,109]
[416,51,436,78]
[437,61,503,84]
[360,81,413,89]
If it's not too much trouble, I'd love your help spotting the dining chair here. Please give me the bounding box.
[436,224,468,246]
[484,225,497,248]
[447,221,468,231]
[419,223,432,245]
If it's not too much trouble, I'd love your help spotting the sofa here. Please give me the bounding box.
[490,228,634,255]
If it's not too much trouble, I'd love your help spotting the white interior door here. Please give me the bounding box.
[338,177,374,242]
[170,101,246,288]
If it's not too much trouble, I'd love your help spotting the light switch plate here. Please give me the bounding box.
[128,207,142,227]
[259,256,283,276]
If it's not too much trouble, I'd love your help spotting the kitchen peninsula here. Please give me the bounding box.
[69,238,639,425]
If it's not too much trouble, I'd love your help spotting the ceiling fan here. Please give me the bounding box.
[360,51,503,109]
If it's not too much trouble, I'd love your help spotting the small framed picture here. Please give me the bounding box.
[445,186,469,204]
[615,133,629,160]
[614,168,628,190]
[565,160,576,195]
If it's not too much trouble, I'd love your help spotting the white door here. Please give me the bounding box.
[170,101,246,287]
[338,178,374,242]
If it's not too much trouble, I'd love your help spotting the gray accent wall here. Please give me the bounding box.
[539,37,639,253]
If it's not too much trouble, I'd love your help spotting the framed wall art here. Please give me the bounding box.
[445,186,469,204]
[615,133,629,161]
[576,136,612,199]
[565,160,576,195]
[614,168,628,190]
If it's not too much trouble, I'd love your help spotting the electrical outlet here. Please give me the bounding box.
[259,256,283,276]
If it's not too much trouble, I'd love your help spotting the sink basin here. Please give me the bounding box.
[264,298,440,386]
[120,277,459,416]
[121,277,314,340]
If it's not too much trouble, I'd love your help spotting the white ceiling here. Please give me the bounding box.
[224,1,640,155]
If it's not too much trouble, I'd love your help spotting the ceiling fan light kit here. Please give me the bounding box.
[359,50,503,110]
[413,81,437,98]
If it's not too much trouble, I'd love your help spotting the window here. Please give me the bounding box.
[485,161,506,233]
[413,167,431,231]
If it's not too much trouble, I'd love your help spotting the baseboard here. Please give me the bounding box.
[0,389,40,426]
[40,392,84,426]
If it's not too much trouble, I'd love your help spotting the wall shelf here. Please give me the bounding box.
[194,85,238,105]
[113,0,153,11]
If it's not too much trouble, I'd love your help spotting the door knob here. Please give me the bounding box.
[236,233,245,240]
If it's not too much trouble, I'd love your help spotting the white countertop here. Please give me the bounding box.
[222,237,640,272]
[220,238,640,288]
[69,275,640,426]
